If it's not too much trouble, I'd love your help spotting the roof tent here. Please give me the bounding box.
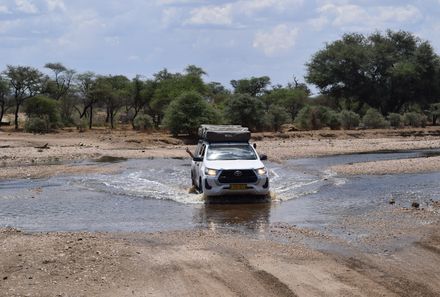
[198,125,251,143]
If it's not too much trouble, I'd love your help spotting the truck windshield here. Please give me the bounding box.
[206,144,257,161]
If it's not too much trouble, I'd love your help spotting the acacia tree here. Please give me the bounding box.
[44,62,75,100]
[94,75,131,129]
[0,76,12,124]
[75,72,98,128]
[4,65,45,129]
[306,30,440,114]
[128,76,156,129]
[44,63,76,124]
[230,76,271,97]
[151,68,206,127]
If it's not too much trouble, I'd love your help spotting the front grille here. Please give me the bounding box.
[218,170,258,184]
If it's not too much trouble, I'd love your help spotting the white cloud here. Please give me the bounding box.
[318,3,423,29]
[319,4,368,26]
[253,24,299,56]
[377,5,422,23]
[186,4,233,26]
[239,0,304,13]
[184,0,304,26]
[0,5,11,14]
[47,10,106,51]
[157,0,204,5]
[15,0,39,14]
[307,16,329,31]
[161,7,179,27]
[46,0,66,12]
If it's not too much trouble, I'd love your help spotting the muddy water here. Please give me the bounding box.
[0,150,439,237]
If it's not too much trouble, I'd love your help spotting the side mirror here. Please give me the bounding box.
[260,154,268,161]
[193,157,203,162]
[253,143,257,149]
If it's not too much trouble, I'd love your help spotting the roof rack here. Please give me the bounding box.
[198,125,251,143]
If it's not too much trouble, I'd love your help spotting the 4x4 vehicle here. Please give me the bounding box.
[190,125,269,197]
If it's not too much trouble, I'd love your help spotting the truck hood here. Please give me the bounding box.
[204,159,265,170]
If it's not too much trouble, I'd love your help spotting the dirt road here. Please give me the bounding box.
[1,222,440,297]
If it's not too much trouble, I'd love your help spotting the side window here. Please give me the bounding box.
[199,144,206,159]
[195,143,202,157]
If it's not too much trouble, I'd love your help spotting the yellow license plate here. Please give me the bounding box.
[230,184,247,190]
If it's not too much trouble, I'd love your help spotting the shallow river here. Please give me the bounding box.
[1,149,439,236]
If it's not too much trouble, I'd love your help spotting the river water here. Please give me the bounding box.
[1,149,439,236]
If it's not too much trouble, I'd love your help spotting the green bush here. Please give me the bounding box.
[403,112,427,127]
[25,116,50,133]
[339,110,360,129]
[24,96,60,129]
[294,105,330,130]
[224,94,265,131]
[133,114,153,131]
[327,110,341,130]
[362,108,389,129]
[263,105,290,131]
[163,91,221,136]
[388,113,402,128]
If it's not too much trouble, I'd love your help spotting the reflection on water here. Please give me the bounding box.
[196,199,272,234]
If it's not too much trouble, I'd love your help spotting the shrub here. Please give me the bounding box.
[163,91,221,136]
[294,105,330,130]
[387,113,402,128]
[24,96,60,129]
[339,110,360,129]
[224,94,265,131]
[362,108,389,129]
[133,114,153,131]
[25,116,50,133]
[263,105,290,131]
[403,112,427,127]
[327,110,341,130]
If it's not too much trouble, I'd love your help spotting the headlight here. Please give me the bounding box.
[257,168,267,175]
[205,168,217,176]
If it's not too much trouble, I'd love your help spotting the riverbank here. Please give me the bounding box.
[1,127,440,179]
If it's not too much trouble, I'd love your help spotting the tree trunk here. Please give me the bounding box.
[0,101,5,124]
[131,108,139,129]
[14,103,20,130]
[105,107,110,123]
[79,105,89,119]
[110,111,114,129]
[89,105,93,129]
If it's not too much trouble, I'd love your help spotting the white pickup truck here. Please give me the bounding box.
[190,125,269,197]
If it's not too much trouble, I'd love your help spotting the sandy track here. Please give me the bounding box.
[1,226,439,297]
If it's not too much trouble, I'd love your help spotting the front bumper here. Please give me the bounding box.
[203,175,269,196]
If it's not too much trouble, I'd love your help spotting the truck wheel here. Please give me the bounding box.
[198,177,203,193]
[191,171,195,187]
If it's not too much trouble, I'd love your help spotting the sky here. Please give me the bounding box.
[1,0,440,93]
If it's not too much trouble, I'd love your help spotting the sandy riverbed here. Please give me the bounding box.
[1,209,440,297]
[2,127,440,179]
[1,127,440,296]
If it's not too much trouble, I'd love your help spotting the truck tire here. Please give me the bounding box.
[199,177,203,193]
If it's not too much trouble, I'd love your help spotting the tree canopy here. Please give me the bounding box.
[306,30,440,114]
